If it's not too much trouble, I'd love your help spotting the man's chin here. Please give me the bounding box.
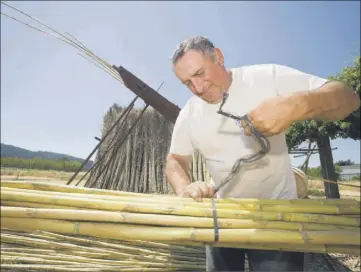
[201,95,223,104]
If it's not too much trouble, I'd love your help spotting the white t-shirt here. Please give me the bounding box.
[169,64,328,199]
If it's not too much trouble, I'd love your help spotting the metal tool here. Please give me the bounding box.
[214,92,271,193]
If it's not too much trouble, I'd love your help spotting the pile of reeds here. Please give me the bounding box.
[85,106,176,194]
[1,228,205,271]
[1,180,360,270]
[85,105,210,194]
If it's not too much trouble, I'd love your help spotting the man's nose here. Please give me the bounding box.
[191,78,204,94]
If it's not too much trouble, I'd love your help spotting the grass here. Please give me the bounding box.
[0,168,88,186]
[1,168,87,180]
[307,179,360,200]
[308,179,360,192]
[308,188,326,197]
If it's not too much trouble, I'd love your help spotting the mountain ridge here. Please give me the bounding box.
[0,143,93,169]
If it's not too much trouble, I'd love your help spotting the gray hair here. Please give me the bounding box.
[171,36,215,64]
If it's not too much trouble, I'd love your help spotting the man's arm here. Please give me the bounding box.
[165,153,192,195]
[246,65,360,136]
[165,105,216,201]
[165,105,195,195]
[290,80,360,122]
[165,153,215,201]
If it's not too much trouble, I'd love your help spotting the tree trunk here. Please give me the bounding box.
[316,135,340,199]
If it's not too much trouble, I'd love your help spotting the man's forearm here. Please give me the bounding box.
[164,155,191,195]
[291,81,360,122]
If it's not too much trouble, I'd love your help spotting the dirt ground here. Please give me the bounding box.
[307,179,360,201]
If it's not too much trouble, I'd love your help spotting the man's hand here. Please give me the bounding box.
[177,181,216,202]
[242,95,302,137]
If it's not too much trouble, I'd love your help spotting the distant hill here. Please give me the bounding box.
[0,143,93,169]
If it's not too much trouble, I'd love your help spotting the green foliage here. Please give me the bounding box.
[351,175,360,181]
[308,188,325,197]
[0,143,93,169]
[335,159,355,166]
[0,157,82,172]
[307,165,342,180]
[286,56,361,149]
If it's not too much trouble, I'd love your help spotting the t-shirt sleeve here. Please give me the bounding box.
[273,64,329,96]
[169,107,195,156]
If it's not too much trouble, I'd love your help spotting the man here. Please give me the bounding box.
[165,36,360,271]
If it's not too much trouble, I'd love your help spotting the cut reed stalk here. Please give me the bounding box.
[1,180,360,260]
[3,187,360,212]
[1,252,204,269]
[18,230,205,262]
[0,264,177,272]
[0,229,205,271]
[1,206,359,231]
[2,190,360,227]
[0,233,167,263]
[164,240,361,255]
[1,228,204,256]
[1,255,83,265]
[1,181,359,206]
[1,200,84,209]
[0,180,149,197]
[1,232,203,266]
[2,217,359,247]
[1,248,57,254]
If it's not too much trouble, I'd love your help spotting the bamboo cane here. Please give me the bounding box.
[0,264,178,272]
[1,253,205,269]
[41,231,205,260]
[17,229,206,262]
[1,200,84,209]
[1,228,205,257]
[0,233,168,263]
[0,233,205,271]
[1,248,121,261]
[2,186,360,212]
[1,248,57,254]
[1,206,359,232]
[1,181,359,206]
[2,223,359,257]
[2,190,360,227]
[2,217,359,247]
[1,180,360,261]
[1,181,360,206]
[1,255,82,265]
[163,240,361,255]
[1,232,203,265]
[1,180,151,197]
[2,185,357,213]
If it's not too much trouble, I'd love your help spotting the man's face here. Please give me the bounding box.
[173,49,226,104]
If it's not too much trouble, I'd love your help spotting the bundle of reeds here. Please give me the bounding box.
[1,180,360,258]
[1,229,205,271]
[85,105,210,194]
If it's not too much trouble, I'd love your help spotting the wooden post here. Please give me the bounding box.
[113,65,180,124]
[316,135,341,199]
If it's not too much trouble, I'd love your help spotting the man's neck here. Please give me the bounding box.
[223,69,233,92]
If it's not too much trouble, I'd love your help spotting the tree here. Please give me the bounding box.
[335,159,355,166]
[286,56,360,198]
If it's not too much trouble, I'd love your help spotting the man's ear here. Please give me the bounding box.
[214,48,225,66]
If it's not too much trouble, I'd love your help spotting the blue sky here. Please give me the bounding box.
[1,1,360,167]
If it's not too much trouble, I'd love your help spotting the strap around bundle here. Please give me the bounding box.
[211,198,219,243]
